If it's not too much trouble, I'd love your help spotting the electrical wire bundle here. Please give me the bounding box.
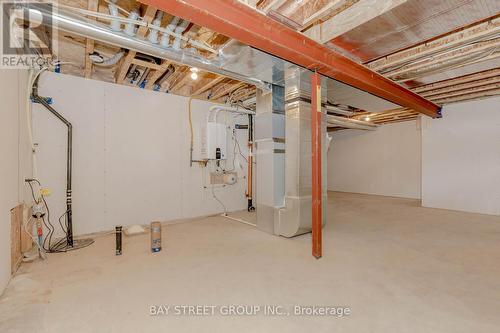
[25,179,94,253]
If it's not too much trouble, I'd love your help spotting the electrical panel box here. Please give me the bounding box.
[200,122,227,160]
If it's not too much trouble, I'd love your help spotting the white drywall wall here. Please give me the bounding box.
[33,72,249,235]
[0,69,32,295]
[328,120,421,199]
[422,96,500,215]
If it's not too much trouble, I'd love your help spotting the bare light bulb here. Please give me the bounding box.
[190,67,199,80]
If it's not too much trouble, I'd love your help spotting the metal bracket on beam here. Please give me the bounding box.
[437,107,443,118]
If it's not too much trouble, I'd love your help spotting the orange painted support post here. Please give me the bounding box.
[311,72,322,259]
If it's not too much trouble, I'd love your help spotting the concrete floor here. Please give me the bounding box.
[1,192,500,332]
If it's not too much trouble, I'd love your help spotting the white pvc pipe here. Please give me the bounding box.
[208,105,256,123]
[59,3,216,53]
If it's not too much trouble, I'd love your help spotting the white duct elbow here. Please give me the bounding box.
[124,10,139,36]
[108,3,121,31]
[172,20,190,50]
[160,17,180,48]
[148,12,164,44]
[93,50,125,66]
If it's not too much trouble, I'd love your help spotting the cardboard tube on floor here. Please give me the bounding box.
[151,222,161,253]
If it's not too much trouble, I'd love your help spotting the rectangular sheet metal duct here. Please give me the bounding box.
[141,0,441,118]
[255,86,285,235]
[255,65,327,239]
[23,6,269,90]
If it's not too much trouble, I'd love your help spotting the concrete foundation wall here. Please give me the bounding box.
[422,96,500,215]
[33,72,249,236]
[328,121,422,199]
[327,96,500,215]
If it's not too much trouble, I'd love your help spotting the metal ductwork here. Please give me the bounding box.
[255,85,285,235]
[255,65,327,237]
[325,105,355,116]
[20,4,354,240]
[280,66,328,237]
[21,5,269,91]
[327,115,378,131]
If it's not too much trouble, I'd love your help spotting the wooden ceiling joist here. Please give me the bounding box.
[353,107,420,124]
[430,85,500,102]
[84,0,99,78]
[130,58,164,71]
[192,76,225,96]
[399,52,500,83]
[239,0,259,8]
[164,27,223,92]
[433,88,500,104]
[261,0,287,13]
[375,116,418,125]
[368,17,500,71]
[420,76,500,98]
[300,0,349,29]
[145,0,440,117]
[57,0,499,124]
[164,66,189,91]
[170,68,194,92]
[303,0,408,43]
[115,5,157,84]
[211,81,246,100]
[145,60,171,89]
[413,68,500,94]
[372,111,418,120]
[385,38,500,79]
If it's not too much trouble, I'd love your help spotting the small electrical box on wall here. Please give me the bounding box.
[200,122,227,160]
[210,171,237,185]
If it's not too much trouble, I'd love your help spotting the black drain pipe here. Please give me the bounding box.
[247,114,255,212]
[32,78,73,247]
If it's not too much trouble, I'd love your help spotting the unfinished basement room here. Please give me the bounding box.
[1,0,500,332]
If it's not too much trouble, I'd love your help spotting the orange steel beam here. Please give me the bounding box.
[311,72,322,259]
[140,0,441,118]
